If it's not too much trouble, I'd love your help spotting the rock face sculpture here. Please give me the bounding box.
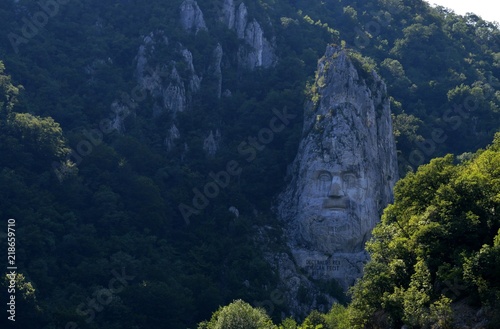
[277,46,398,288]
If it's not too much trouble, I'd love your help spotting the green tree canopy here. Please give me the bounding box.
[198,299,276,329]
[349,133,500,328]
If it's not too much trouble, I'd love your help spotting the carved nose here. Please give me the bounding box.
[328,177,344,198]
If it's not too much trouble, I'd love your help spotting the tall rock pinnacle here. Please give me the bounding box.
[277,45,398,291]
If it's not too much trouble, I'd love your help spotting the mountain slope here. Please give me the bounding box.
[0,0,498,328]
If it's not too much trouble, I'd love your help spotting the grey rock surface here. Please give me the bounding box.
[235,2,248,39]
[238,19,276,69]
[165,124,181,152]
[179,0,207,33]
[276,46,398,291]
[223,0,276,69]
[211,43,223,99]
[131,32,204,149]
[222,0,236,29]
[203,129,222,157]
[110,1,279,155]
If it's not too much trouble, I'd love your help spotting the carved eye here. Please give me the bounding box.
[316,172,331,194]
[343,173,357,188]
[318,173,331,182]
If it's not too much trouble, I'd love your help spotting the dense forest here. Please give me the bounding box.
[0,0,499,328]
[196,133,500,328]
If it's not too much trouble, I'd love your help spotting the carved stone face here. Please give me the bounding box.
[313,169,365,209]
[277,48,397,289]
[294,104,379,254]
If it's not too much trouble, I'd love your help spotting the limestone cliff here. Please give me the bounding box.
[203,129,222,157]
[135,32,199,117]
[109,1,278,151]
[222,0,276,70]
[179,0,207,33]
[271,45,398,315]
[211,43,223,99]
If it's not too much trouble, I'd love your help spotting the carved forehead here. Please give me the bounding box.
[302,147,366,170]
[308,164,361,174]
[312,128,365,159]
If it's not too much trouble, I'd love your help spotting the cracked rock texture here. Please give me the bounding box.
[179,0,207,33]
[203,129,222,157]
[222,0,276,69]
[273,45,398,315]
[131,31,202,148]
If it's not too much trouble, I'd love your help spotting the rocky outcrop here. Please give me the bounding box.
[130,31,205,149]
[228,206,240,218]
[222,0,276,70]
[203,129,221,157]
[136,36,200,116]
[162,66,187,114]
[179,0,207,33]
[263,251,336,317]
[222,0,235,30]
[109,1,278,154]
[273,46,398,314]
[239,19,276,69]
[181,48,202,93]
[234,2,247,39]
[110,101,130,132]
[136,33,157,80]
[165,124,180,152]
[211,43,223,98]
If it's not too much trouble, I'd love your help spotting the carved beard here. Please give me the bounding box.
[297,201,365,253]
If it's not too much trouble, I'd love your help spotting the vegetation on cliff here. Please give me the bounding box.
[0,0,499,327]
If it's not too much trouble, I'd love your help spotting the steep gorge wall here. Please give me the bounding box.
[270,45,398,316]
[111,0,276,155]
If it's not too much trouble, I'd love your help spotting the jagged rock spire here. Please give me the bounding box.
[274,45,398,314]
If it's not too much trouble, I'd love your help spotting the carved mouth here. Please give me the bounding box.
[322,198,348,209]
